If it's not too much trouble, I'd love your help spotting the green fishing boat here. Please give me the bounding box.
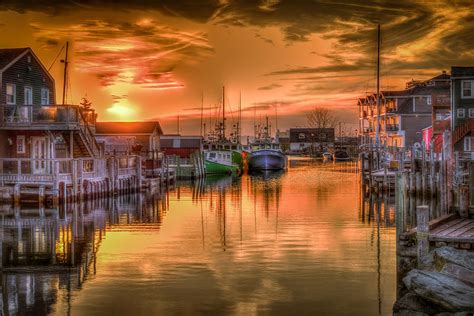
[204,150,240,175]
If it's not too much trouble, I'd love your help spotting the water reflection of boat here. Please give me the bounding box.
[322,152,333,162]
[248,169,285,181]
[333,149,351,162]
[204,174,237,187]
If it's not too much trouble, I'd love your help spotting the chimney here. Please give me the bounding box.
[442,70,446,74]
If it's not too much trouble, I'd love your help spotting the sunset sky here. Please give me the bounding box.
[1,1,473,135]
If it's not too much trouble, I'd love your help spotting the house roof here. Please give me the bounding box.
[430,72,450,81]
[451,67,474,77]
[95,121,163,135]
[0,47,29,70]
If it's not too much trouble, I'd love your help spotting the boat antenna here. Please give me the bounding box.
[61,41,69,104]
[375,24,381,148]
[275,100,278,132]
[177,115,180,135]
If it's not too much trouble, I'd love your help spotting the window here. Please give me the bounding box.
[24,86,33,105]
[298,133,305,140]
[6,83,15,104]
[41,88,49,105]
[464,136,473,152]
[462,80,474,98]
[457,108,465,118]
[27,55,31,63]
[427,96,432,105]
[469,108,474,118]
[16,135,25,154]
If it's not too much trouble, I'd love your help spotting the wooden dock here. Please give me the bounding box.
[399,213,474,251]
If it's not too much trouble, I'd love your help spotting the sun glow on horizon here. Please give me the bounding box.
[106,101,136,120]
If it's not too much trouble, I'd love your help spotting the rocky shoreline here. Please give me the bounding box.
[394,247,474,315]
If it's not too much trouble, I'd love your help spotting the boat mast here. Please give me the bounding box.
[200,92,204,137]
[222,86,226,139]
[239,91,242,144]
[375,24,381,148]
[61,41,69,104]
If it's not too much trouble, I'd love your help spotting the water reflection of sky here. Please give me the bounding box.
[0,160,396,315]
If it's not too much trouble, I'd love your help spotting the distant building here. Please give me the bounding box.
[160,135,202,158]
[276,130,290,152]
[95,121,163,156]
[289,128,335,153]
[451,66,474,157]
[358,71,450,148]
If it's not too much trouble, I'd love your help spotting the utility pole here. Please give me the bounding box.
[61,41,69,104]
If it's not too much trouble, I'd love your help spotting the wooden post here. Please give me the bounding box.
[13,183,20,205]
[395,172,406,239]
[459,184,469,218]
[38,185,45,206]
[416,205,429,268]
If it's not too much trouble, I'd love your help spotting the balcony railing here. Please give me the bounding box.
[0,104,95,128]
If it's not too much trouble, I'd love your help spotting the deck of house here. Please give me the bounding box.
[0,104,175,204]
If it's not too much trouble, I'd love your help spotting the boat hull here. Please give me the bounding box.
[205,160,239,175]
[248,150,287,171]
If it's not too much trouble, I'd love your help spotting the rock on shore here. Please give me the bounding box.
[394,246,474,315]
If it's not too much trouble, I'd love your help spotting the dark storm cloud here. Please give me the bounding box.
[258,83,282,90]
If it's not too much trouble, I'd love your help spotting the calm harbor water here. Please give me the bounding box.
[0,158,397,315]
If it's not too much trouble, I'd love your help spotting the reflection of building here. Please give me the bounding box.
[289,128,335,153]
[95,121,163,156]
[358,72,450,148]
[0,194,165,314]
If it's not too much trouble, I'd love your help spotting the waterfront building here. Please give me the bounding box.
[95,121,163,157]
[358,71,450,149]
[288,127,335,153]
[160,134,202,158]
[0,47,141,203]
[451,67,474,159]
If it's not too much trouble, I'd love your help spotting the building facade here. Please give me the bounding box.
[289,128,335,153]
[451,67,474,156]
[358,72,450,149]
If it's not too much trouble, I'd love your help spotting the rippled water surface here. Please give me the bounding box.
[1,159,396,315]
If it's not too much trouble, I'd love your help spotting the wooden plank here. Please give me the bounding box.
[432,219,473,237]
[448,221,474,237]
[400,213,458,240]
[428,218,464,235]
[429,235,474,243]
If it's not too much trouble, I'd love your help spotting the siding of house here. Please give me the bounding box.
[1,52,55,105]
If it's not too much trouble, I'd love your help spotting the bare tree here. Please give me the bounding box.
[306,107,337,129]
